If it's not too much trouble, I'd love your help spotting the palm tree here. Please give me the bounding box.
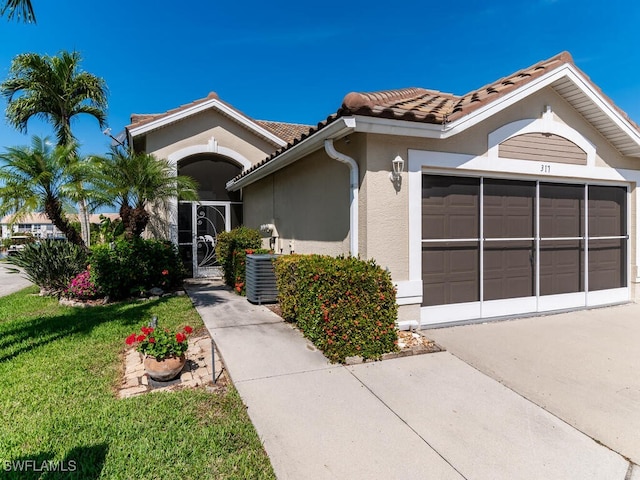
[1,51,107,146]
[1,50,108,245]
[94,147,198,239]
[1,0,35,22]
[0,136,84,246]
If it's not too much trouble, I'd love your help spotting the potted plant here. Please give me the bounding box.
[125,324,193,381]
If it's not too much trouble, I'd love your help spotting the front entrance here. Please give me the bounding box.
[178,201,241,278]
[176,153,244,278]
[421,174,628,323]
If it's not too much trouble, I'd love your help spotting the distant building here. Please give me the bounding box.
[0,213,119,239]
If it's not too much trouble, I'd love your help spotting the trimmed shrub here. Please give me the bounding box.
[215,226,263,293]
[9,240,88,295]
[90,239,185,300]
[275,255,398,363]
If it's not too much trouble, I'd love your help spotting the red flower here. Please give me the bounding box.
[141,326,154,335]
[162,269,169,276]
[125,333,136,345]
[136,334,146,342]
[184,326,193,334]
[176,332,186,343]
[149,337,156,343]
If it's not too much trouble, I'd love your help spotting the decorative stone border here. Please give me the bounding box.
[344,330,444,365]
[119,334,225,399]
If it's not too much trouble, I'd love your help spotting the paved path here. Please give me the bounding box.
[186,280,632,480]
[427,304,640,467]
[0,262,32,297]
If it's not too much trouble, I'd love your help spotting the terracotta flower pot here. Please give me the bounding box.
[144,354,186,381]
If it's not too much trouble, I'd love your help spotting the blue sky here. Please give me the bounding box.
[0,0,638,156]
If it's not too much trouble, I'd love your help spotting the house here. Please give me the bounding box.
[1,213,120,240]
[126,51,640,328]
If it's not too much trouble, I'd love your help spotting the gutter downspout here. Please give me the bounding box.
[324,139,358,257]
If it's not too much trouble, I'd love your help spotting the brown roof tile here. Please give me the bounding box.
[254,120,312,144]
[127,92,312,146]
[337,52,573,124]
[230,51,621,185]
[128,92,221,130]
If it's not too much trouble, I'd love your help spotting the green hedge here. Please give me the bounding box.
[275,254,398,363]
[90,239,185,299]
[215,226,263,295]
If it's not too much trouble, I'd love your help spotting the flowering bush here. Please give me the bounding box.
[65,269,99,300]
[125,324,193,360]
[275,255,398,363]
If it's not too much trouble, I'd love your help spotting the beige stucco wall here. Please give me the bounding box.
[243,143,357,256]
[135,109,281,241]
[143,109,278,165]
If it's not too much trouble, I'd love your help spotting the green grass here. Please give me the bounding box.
[0,287,275,480]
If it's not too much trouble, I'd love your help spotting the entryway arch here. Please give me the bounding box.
[170,145,247,278]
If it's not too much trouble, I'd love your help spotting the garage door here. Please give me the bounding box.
[422,175,628,322]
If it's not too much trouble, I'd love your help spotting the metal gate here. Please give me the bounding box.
[178,201,232,278]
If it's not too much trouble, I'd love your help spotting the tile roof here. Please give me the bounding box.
[230,51,640,184]
[254,120,312,145]
[127,92,223,130]
[127,92,312,145]
[337,52,572,124]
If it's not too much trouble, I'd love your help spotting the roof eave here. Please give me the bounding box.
[441,63,640,156]
[227,117,356,191]
[353,63,640,157]
[127,98,287,147]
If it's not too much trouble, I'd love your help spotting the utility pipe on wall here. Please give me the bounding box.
[324,139,359,256]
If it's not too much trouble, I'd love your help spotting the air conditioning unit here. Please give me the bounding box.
[246,254,279,304]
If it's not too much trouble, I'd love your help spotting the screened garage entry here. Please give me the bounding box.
[421,174,628,322]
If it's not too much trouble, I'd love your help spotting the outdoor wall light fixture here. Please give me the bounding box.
[389,155,404,181]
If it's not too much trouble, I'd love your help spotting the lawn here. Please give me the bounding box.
[0,286,275,480]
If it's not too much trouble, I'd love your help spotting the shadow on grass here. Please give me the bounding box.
[2,443,108,479]
[0,296,174,363]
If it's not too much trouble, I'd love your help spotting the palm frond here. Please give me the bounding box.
[1,0,35,23]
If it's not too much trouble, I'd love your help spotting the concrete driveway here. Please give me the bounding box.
[426,304,640,466]
[0,261,31,297]
[189,280,633,479]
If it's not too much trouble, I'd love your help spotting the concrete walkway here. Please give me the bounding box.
[186,280,631,480]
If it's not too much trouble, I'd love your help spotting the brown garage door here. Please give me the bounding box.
[422,175,627,309]
[588,185,626,291]
[483,179,535,301]
[422,176,479,306]
[539,183,584,296]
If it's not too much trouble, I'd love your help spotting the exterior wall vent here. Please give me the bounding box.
[246,254,279,304]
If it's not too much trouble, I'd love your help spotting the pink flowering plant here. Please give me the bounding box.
[65,269,99,300]
[125,324,193,359]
